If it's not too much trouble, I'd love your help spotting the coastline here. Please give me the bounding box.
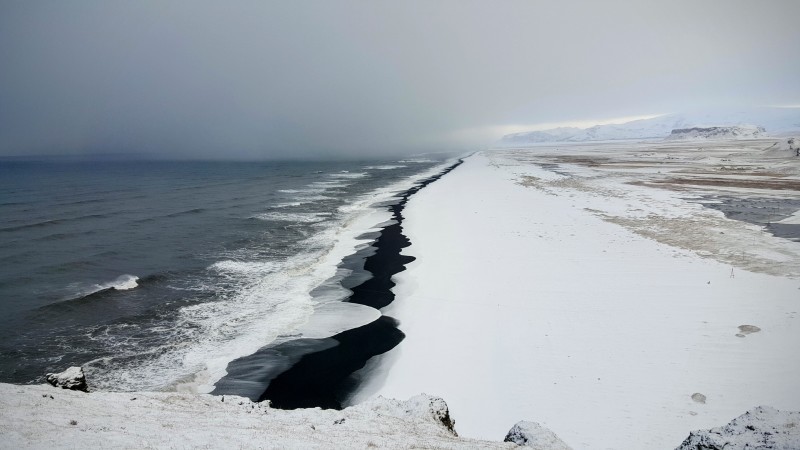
[212,160,464,408]
[2,144,800,448]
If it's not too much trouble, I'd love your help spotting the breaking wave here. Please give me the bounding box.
[79,274,139,296]
[252,212,332,223]
[364,165,407,170]
[78,158,455,394]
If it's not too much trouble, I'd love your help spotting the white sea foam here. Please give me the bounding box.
[364,165,407,170]
[83,158,456,394]
[112,275,139,290]
[273,201,304,208]
[329,171,368,179]
[252,212,332,223]
[310,180,351,188]
[210,260,281,277]
[278,188,327,194]
[293,195,334,203]
[85,274,139,294]
[398,158,435,163]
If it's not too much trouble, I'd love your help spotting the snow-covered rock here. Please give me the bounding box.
[676,406,800,450]
[45,367,88,392]
[665,125,765,141]
[504,421,572,449]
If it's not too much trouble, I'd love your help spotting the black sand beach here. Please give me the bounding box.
[213,160,463,408]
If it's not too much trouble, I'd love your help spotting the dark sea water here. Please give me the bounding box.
[0,157,444,392]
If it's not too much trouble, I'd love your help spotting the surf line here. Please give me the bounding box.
[212,159,464,409]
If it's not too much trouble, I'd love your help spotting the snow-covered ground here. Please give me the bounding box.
[0,383,519,449]
[353,139,800,449]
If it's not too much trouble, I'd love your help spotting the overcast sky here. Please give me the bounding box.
[1,1,798,159]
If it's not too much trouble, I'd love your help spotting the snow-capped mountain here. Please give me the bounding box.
[497,107,800,145]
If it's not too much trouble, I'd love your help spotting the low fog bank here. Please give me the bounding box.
[1,1,798,159]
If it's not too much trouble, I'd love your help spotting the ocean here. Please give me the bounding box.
[0,157,448,394]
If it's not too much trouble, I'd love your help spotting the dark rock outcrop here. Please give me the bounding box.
[504,421,572,449]
[676,406,800,449]
[423,396,458,436]
[789,137,799,156]
[45,366,88,392]
[666,126,766,140]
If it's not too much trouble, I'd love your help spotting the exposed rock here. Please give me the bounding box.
[504,421,572,449]
[737,325,762,338]
[398,395,458,436]
[666,126,766,141]
[676,406,800,450]
[691,393,707,404]
[45,367,88,392]
[789,138,799,156]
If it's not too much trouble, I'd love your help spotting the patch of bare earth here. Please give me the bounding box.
[644,177,800,191]
[503,140,800,278]
[597,212,800,278]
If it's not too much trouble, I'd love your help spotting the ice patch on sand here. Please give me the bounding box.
[295,302,382,339]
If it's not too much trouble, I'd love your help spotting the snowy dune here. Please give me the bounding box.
[354,139,800,449]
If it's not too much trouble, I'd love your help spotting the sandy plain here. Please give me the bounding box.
[356,138,800,449]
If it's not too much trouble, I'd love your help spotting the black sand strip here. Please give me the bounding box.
[258,315,404,409]
[212,159,463,408]
[346,160,462,309]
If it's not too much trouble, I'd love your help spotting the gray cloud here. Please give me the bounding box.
[1,0,799,159]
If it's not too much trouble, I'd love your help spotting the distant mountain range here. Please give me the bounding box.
[497,107,800,145]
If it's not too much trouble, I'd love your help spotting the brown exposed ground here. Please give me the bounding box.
[494,137,800,278]
[637,177,800,191]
